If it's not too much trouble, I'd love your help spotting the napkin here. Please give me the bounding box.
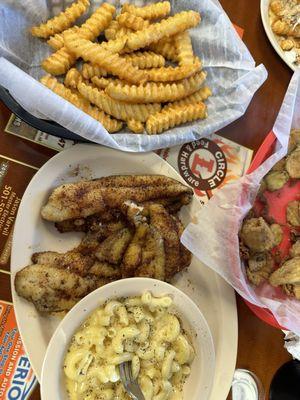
[0,0,267,151]
[182,71,300,335]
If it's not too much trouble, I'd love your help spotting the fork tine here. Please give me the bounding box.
[125,361,133,382]
[119,362,126,383]
[119,361,145,400]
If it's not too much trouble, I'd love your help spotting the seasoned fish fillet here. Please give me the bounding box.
[149,203,182,279]
[55,209,124,232]
[31,251,94,276]
[122,223,149,278]
[41,175,193,222]
[15,264,97,312]
[135,225,165,280]
[95,227,133,264]
[87,175,179,187]
[90,261,121,278]
[76,221,127,254]
[172,215,192,271]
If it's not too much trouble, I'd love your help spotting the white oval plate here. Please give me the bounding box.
[41,278,215,400]
[261,0,298,71]
[11,144,237,399]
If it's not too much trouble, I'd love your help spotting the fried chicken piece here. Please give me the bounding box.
[135,226,165,280]
[121,223,149,278]
[246,252,274,286]
[89,261,121,279]
[41,175,193,222]
[31,251,95,276]
[270,224,283,246]
[149,203,183,279]
[95,228,133,264]
[288,129,300,153]
[286,200,300,227]
[270,158,286,172]
[290,240,300,257]
[283,283,300,299]
[286,147,300,178]
[15,264,97,312]
[264,170,289,191]
[269,257,300,286]
[240,217,275,252]
[77,221,127,254]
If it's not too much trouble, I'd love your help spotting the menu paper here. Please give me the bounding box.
[0,301,36,399]
[182,71,300,335]
[0,157,37,272]
[0,0,267,151]
[5,114,75,152]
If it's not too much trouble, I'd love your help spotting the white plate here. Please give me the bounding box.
[261,0,298,71]
[11,144,237,399]
[41,278,215,400]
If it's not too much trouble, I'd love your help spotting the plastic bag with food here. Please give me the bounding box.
[182,71,300,335]
[0,0,267,151]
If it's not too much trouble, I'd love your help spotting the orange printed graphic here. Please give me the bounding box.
[0,302,36,399]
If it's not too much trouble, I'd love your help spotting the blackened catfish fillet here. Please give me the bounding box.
[41,175,193,222]
[14,264,96,312]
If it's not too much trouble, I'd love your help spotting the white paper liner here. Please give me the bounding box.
[0,0,267,151]
[182,71,300,335]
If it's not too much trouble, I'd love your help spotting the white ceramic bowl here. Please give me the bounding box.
[41,278,215,400]
[261,0,297,71]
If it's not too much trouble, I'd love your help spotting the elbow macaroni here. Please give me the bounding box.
[64,292,194,399]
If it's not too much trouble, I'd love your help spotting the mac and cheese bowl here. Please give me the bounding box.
[41,278,215,400]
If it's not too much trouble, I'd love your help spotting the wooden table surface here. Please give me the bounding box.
[0,0,295,398]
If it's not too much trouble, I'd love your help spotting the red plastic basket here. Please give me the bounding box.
[244,131,284,330]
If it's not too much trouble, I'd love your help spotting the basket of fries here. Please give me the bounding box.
[0,0,267,151]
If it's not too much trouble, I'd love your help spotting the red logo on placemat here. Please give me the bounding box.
[177,138,227,191]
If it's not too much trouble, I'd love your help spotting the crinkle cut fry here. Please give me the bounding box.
[123,51,165,69]
[40,75,122,133]
[112,12,177,61]
[105,71,207,103]
[175,31,195,65]
[105,20,133,40]
[91,76,119,89]
[163,86,212,110]
[42,46,77,76]
[30,0,90,38]
[149,40,178,62]
[82,63,108,79]
[117,12,150,31]
[78,81,161,122]
[124,10,201,52]
[121,1,171,20]
[42,3,115,75]
[146,102,207,135]
[64,68,83,88]
[64,32,148,84]
[127,119,144,133]
[147,58,201,82]
[47,26,80,50]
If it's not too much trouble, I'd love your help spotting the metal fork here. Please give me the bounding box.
[119,361,145,400]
